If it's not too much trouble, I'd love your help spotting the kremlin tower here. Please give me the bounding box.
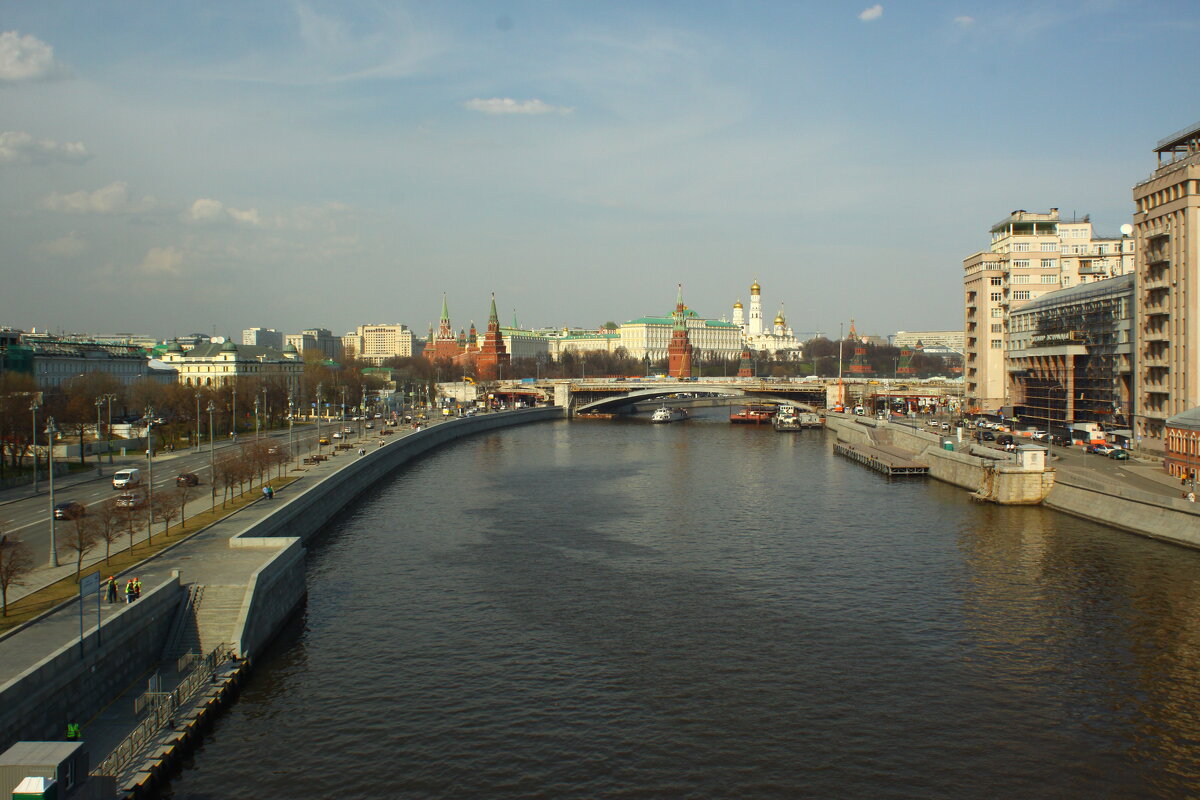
[748,280,763,337]
[847,319,873,376]
[475,293,511,380]
[667,284,694,379]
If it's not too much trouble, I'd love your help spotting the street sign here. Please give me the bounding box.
[80,571,100,597]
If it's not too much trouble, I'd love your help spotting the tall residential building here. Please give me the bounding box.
[1132,121,1200,450]
[342,323,415,365]
[286,328,340,360]
[242,327,283,349]
[963,209,1135,413]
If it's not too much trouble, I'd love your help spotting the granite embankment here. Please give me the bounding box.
[825,413,1200,549]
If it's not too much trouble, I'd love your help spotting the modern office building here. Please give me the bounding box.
[963,209,1136,413]
[891,331,965,352]
[242,327,284,349]
[1006,274,1134,432]
[1132,121,1200,450]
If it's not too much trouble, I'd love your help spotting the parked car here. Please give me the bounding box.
[176,472,200,486]
[332,432,344,439]
[1107,449,1130,460]
[996,434,1014,445]
[1050,435,1071,447]
[976,431,996,442]
[53,501,86,520]
[1085,444,1114,455]
[342,426,353,434]
[115,492,146,509]
[1031,431,1049,440]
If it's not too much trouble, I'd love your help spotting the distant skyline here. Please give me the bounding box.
[3,1,1198,339]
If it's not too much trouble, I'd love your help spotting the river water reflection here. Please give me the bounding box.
[168,413,1200,799]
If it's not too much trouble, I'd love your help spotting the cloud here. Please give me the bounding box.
[859,5,884,22]
[185,198,266,227]
[0,31,64,82]
[0,131,89,165]
[954,16,975,27]
[40,181,156,214]
[463,97,574,115]
[138,246,183,276]
[34,231,87,259]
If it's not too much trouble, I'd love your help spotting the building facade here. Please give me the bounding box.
[732,280,800,355]
[1006,274,1134,432]
[891,330,966,352]
[16,339,149,388]
[161,339,304,388]
[1164,407,1200,485]
[242,328,284,349]
[342,323,415,365]
[1132,122,1200,450]
[964,208,1136,413]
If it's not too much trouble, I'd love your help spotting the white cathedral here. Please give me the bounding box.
[732,280,800,357]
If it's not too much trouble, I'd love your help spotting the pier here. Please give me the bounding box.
[834,441,929,476]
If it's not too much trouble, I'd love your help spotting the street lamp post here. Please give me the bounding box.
[45,417,58,567]
[207,401,216,510]
[143,407,155,543]
[30,400,40,493]
[231,387,238,440]
[316,384,324,453]
[101,394,115,464]
[254,396,261,441]
[194,393,202,452]
[288,393,296,470]
[94,398,104,477]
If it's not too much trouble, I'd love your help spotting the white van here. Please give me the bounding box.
[112,468,142,489]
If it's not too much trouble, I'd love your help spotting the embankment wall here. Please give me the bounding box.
[0,579,180,750]
[1045,473,1200,549]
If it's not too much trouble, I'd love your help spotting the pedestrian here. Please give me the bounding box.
[267,486,274,500]
[358,447,365,456]
[263,485,271,501]
[66,719,81,741]
[125,579,135,604]
[106,576,118,604]
[1188,491,1196,503]
[133,577,141,600]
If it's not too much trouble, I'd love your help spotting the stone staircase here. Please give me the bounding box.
[164,584,247,661]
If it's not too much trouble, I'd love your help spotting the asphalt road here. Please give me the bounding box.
[0,419,381,567]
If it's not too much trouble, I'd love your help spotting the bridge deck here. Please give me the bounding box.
[834,442,929,476]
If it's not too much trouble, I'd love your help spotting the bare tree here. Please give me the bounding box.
[215,452,239,507]
[60,515,98,581]
[0,530,34,617]
[92,498,123,564]
[117,500,147,553]
[175,481,196,528]
[153,489,181,536]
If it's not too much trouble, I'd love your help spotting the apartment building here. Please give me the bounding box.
[1132,121,1200,450]
[242,327,284,349]
[963,208,1135,413]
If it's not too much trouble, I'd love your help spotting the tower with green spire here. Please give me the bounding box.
[667,283,694,379]
[476,292,511,380]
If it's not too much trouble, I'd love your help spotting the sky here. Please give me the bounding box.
[2,1,1198,342]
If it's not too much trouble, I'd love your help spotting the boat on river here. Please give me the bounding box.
[773,406,801,431]
[652,406,688,423]
[730,404,775,424]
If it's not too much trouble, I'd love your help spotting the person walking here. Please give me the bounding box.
[133,577,141,600]
[124,579,135,604]
[267,485,274,500]
[66,720,81,741]
[105,576,118,604]
[263,485,271,501]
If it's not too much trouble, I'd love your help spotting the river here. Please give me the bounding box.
[167,411,1200,798]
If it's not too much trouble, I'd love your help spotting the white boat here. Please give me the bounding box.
[651,406,688,423]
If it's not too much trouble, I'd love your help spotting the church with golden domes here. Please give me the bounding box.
[731,279,800,357]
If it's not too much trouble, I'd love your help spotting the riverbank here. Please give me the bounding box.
[0,407,562,799]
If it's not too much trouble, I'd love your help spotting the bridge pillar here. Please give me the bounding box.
[554,383,573,415]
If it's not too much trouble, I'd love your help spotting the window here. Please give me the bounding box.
[991,307,1002,318]
[990,276,1003,286]
[990,339,1003,349]
[1013,259,1030,269]
[1013,290,1031,300]
[1041,259,1056,269]
[990,292,1002,302]
[1041,274,1058,284]
[1012,274,1030,284]
[991,323,1003,333]
[1041,242,1058,252]
[1062,276,1071,286]
[1014,243,1030,252]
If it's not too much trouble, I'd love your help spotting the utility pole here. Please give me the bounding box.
[45,416,58,567]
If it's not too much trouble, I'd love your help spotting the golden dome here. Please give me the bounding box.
[733,300,743,309]
[751,280,761,293]
[774,314,785,325]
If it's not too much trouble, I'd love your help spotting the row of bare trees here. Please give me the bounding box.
[213,440,290,507]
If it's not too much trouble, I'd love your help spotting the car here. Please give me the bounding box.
[342,427,353,434]
[996,434,1014,445]
[267,446,279,455]
[1085,444,1113,455]
[176,472,200,486]
[1050,435,1071,447]
[941,423,950,430]
[976,431,996,442]
[115,492,146,509]
[364,422,374,429]
[332,432,344,439]
[53,501,86,520]
[1031,431,1049,440]
[318,436,331,445]
[1107,449,1130,460]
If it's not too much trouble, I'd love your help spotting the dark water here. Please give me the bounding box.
[168,413,1200,799]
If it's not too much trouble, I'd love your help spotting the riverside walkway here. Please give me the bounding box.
[0,418,451,792]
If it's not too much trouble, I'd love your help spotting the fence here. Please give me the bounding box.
[94,642,234,778]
